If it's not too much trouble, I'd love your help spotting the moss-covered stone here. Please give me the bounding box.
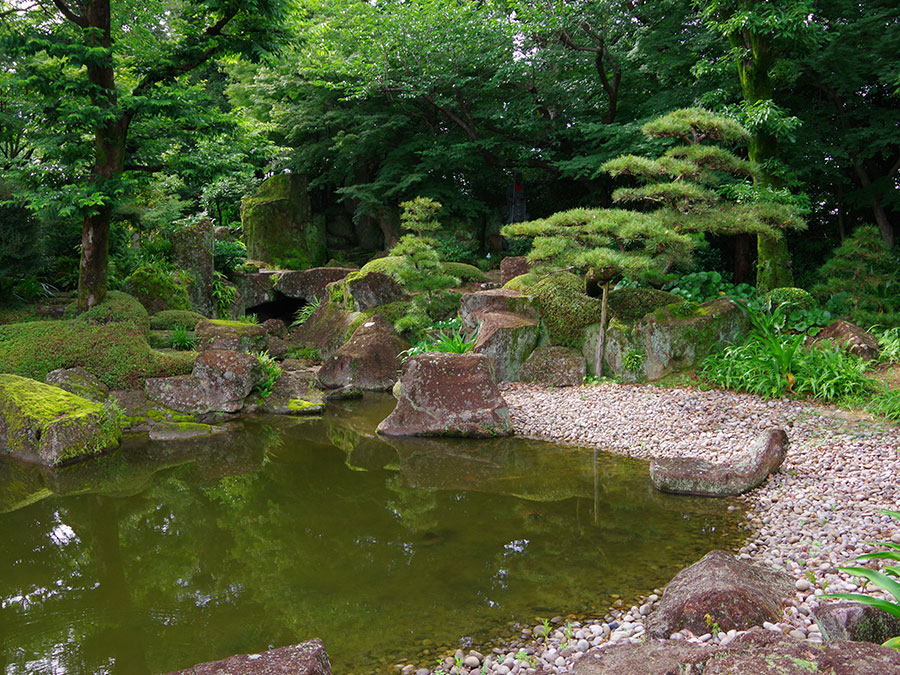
[64,291,150,335]
[123,266,193,313]
[0,374,123,465]
[194,319,268,353]
[172,217,215,316]
[607,288,683,323]
[150,310,205,331]
[360,256,485,283]
[325,270,409,312]
[44,367,109,403]
[240,173,326,268]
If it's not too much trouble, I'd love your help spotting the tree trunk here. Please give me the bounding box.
[852,161,895,248]
[595,281,610,377]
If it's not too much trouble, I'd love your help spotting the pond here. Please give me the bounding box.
[0,394,744,674]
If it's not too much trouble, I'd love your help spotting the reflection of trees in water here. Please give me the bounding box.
[385,474,439,533]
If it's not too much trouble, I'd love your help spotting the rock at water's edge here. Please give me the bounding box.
[165,638,331,675]
[318,314,409,391]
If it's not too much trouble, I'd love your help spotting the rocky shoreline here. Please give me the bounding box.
[396,382,900,675]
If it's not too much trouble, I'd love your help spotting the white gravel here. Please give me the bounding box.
[400,382,900,675]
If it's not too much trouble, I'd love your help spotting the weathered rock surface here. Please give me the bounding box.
[195,319,269,353]
[573,629,900,675]
[519,346,586,387]
[500,256,531,286]
[377,353,513,438]
[244,370,326,416]
[326,271,408,311]
[459,289,541,382]
[145,350,261,414]
[0,374,122,466]
[148,422,224,442]
[240,173,326,268]
[808,319,880,360]
[165,639,331,675]
[287,302,356,360]
[233,271,279,312]
[317,314,409,391]
[649,429,788,496]
[649,550,793,638]
[44,367,109,403]
[595,296,748,381]
[814,601,900,645]
[274,267,356,301]
[172,217,215,317]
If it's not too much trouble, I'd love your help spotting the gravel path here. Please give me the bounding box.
[398,382,900,675]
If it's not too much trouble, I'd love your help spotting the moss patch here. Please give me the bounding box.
[150,310,205,330]
[63,291,150,335]
[287,397,321,412]
[607,288,683,323]
[361,256,486,284]
[513,272,603,349]
[123,266,193,313]
[345,301,413,341]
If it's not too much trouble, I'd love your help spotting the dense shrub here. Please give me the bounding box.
[123,265,193,313]
[63,291,150,334]
[214,240,247,277]
[150,309,205,331]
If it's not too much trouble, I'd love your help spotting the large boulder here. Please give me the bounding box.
[233,271,279,313]
[240,173,327,268]
[171,217,215,317]
[165,639,331,675]
[573,628,900,675]
[317,315,409,391]
[0,374,122,466]
[593,296,749,381]
[519,346,586,387]
[244,370,326,416]
[195,319,269,353]
[808,319,880,360]
[288,302,356,360]
[649,429,788,496]
[44,367,109,403]
[500,256,531,286]
[274,267,356,302]
[145,350,261,414]
[377,353,513,438]
[460,289,542,382]
[325,271,408,312]
[814,601,900,645]
[648,550,793,638]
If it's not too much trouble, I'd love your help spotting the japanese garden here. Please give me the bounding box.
[1,1,899,674]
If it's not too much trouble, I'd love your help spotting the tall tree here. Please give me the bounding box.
[0,0,290,310]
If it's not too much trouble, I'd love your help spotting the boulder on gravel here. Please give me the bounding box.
[145,350,261,414]
[808,319,880,360]
[326,271,408,311]
[44,367,109,403]
[649,429,788,497]
[573,628,900,675]
[377,353,513,438]
[648,550,793,638]
[165,638,331,675]
[814,601,900,645]
[0,374,122,466]
[519,346,586,387]
[274,267,356,301]
[318,314,409,391]
[195,319,269,352]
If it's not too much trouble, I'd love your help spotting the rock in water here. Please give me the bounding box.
[649,429,788,497]
[145,350,261,414]
[318,314,409,391]
[164,639,331,674]
[377,353,513,437]
[0,374,122,466]
[648,550,793,638]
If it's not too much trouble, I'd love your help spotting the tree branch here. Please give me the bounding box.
[48,0,86,27]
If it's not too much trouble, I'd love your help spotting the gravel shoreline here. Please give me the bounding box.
[398,382,900,675]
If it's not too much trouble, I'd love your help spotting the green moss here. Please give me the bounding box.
[123,266,193,313]
[607,288,683,323]
[515,272,603,349]
[208,318,259,329]
[150,310,205,330]
[360,256,485,284]
[503,272,541,291]
[288,397,321,412]
[0,374,123,463]
[441,262,486,282]
[64,291,150,335]
[345,301,413,341]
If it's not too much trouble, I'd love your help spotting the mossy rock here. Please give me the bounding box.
[194,319,268,353]
[360,256,486,284]
[345,301,413,341]
[763,287,815,311]
[63,291,151,335]
[0,374,123,465]
[607,288,683,323]
[123,266,193,314]
[150,310,205,331]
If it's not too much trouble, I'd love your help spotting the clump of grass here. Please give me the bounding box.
[169,325,196,351]
[292,297,321,327]
[253,350,282,399]
[400,326,478,362]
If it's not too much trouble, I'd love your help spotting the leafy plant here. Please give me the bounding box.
[241,313,260,325]
[169,325,195,351]
[868,388,900,424]
[400,327,477,361]
[622,349,645,373]
[211,271,237,319]
[292,297,321,327]
[823,509,900,650]
[214,240,247,277]
[872,326,900,364]
[253,351,282,399]
[288,346,322,362]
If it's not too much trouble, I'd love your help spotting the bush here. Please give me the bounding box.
[214,240,247,278]
[63,291,151,335]
[123,265,193,313]
[150,309,205,331]
[664,270,758,305]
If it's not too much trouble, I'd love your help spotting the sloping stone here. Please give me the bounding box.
[288,302,356,360]
[571,639,709,675]
[165,639,331,675]
[459,288,539,333]
[44,367,109,403]
[234,271,279,311]
[377,353,513,438]
[520,346,586,387]
[245,370,326,416]
[195,319,269,353]
[326,271,408,311]
[274,267,356,301]
[500,256,531,286]
[808,319,880,360]
[0,374,122,466]
[650,429,788,497]
[471,311,541,382]
[145,350,261,414]
[172,217,215,317]
[317,315,409,391]
[814,601,900,644]
[649,550,793,638]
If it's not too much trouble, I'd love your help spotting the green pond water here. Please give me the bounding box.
[0,394,744,674]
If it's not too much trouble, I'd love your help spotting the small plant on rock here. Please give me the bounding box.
[253,350,282,399]
[169,325,195,350]
[292,297,321,327]
[622,349,645,373]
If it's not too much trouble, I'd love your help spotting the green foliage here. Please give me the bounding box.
[63,291,150,335]
[0,198,43,299]
[522,272,603,349]
[211,271,238,319]
[253,351,282,399]
[823,509,900,649]
[292,298,321,328]
[622,349,646,373]
[169,325,196,351]
[123,265,192,313]
[289,346,322,362]
[214,240,248,278]
[400,326,478,362]
[389,198,459,294]
[873,327,900,364]
[813,226,900,327]
[150,310,204,331]
[399,197,442,235]
[868,388,900,424]
[607,288,684,323]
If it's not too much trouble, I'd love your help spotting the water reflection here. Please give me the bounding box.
[0,395,743,674]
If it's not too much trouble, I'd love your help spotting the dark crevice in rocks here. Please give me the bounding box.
[246,291,307,324]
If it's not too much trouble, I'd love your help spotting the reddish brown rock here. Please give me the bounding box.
[649,429,788,497]
[377,353,513,438]
[326,271,408,311]
[571,639,709,675]
[287,303,355,360]
[648,550,793,639]
[274,267,355,301]
[234,271,279,310]
[145,350,261,414]
[500,256,531,285]
[165,639,331,675]
[44,367,109,402]
[814,600,900,644]
[317,315,409,391]
[808,319,880,360]
[459,288,539,333]
[195,319,268,352]
[519,346,586,387]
